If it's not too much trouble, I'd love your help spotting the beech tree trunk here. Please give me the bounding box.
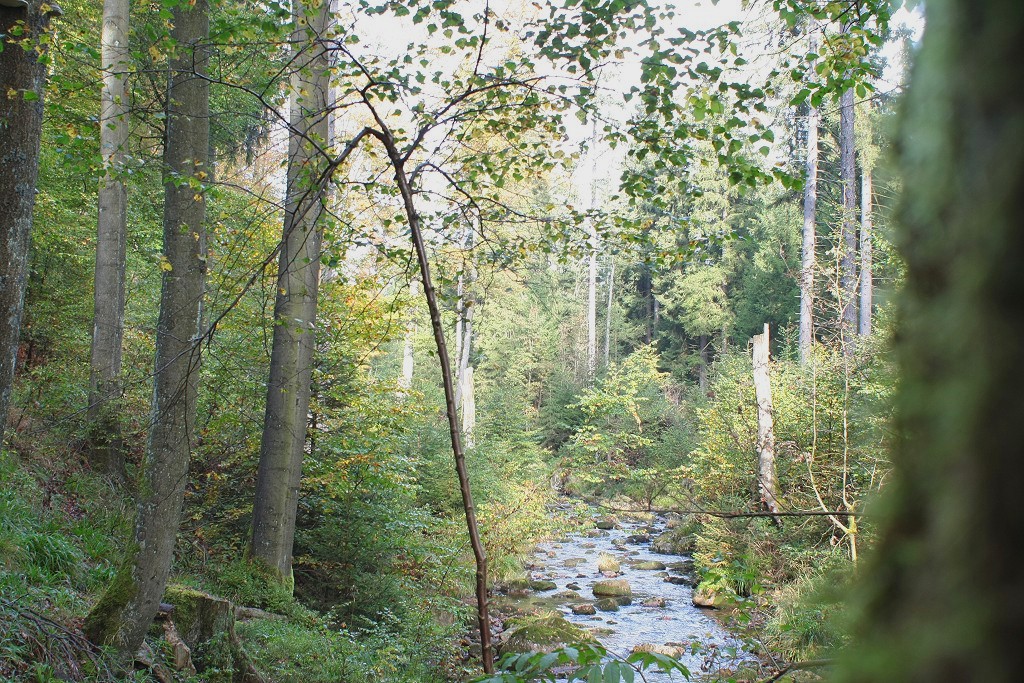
[859,167,873,336]
[838,1,1024,680]
[0,0,55,446]
[839,71,858,354]
[698,334,709,393]
[752,324,780,517]
[84,0,209,653]
[88,0,130,480]
[799,87,819,363]
[250,0,331,582]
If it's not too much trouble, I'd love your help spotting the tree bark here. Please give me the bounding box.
[859,166,873,336]
[837,1,1024,680]
[752,324,780,518]
[88,0,130,480]
[839,66,858,354]
[84,0,209,653]
[250,0,331,582]
[799,84,819,363]
[0,0,55,447]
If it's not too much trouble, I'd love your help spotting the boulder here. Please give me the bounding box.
[566,582,581,591]
[642,597,667,608]
[597,553,620,574]
[595,518,616,530]
[529,580,557,592]
[594,598,619,612]
[633,561,667,571]
[631,643,685,659]
[498,613,595,655]
[592,579,631,597]
[651,529,697,555]
[692,586,728,609]
[571,603,597,615]
[555,590,581,600]
[626,534,651,544]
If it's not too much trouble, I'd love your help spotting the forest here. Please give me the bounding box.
[1,0,1021,681]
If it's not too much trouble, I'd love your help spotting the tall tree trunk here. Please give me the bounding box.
[839,61,858,354]
[752,324,780,518]
[250,0,331,583]
[400,278,416,391]
[604,257,614,368]
[454,228,476,411]
[88,0,130,480]
[838,1,1024,680]
[0,0,55,446]
[84,0,209,653]
[586,237,597,379]
[461,365,476,449]
[799,86,819,363]
[376,128,493,673]
[859,166,873,336]
[399,278,415,389]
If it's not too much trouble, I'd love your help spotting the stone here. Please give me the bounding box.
[529,580,557,592]
[642,597,668,608]
[566,582,581,591]
[597,553,620,574]
[571,603,597,615]
[634,561,667,571]
[595,598,619,612]
[593,579,632,597]
[651,529,697,555]
[555,590,581,600]
[626,534,651,544]
[632,643,685,659]
[692,586,728,609]
[595,518,616,530]
[497,613,595,655]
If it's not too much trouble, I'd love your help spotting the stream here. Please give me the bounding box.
[495,509,750,680]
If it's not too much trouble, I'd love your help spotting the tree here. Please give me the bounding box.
[838,22,858,354]
[859,150,873,337]
[837,0,1024,679]
[249,0,332,584]
[0,0,58,447]
[799,29,820,363]
[84,0,209,653]
[87,0,130,480]
[751,323,780,517]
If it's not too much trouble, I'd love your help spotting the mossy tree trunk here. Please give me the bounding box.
[0,0,55,447]
[84,0,209,654]
[838,1,1024,680]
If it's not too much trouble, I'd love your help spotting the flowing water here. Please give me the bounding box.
[497,511,750,680]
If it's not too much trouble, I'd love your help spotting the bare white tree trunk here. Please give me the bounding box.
[88,0,130,479]
[400,278,417,391]
[461,365,475,449]
[604,257,614,368]
[586,231,598,379]
[752,324,781,517]
[859,167,873,336]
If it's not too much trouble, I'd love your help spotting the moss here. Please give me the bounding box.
[82,556,140,647]
[498,613,595,655]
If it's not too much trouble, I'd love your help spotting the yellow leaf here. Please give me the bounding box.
[159,256,173,272]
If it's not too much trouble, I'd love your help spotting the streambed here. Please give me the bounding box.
[495,511,749,679]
